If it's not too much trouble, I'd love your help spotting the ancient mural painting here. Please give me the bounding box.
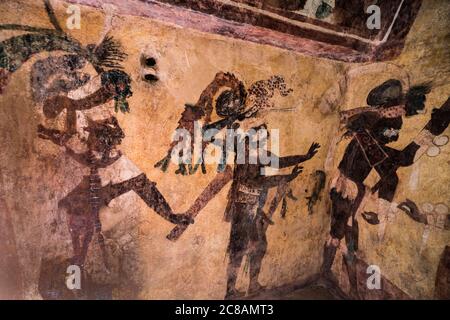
[1,0,194,299]
[0,0,449,301]
[320,79,450,299]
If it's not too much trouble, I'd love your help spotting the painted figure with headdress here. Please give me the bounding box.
[155,72,295,175]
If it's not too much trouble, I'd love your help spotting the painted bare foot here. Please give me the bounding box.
[247,282,266,295]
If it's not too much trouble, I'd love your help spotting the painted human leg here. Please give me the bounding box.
[94,214,110,272]
[321,188,353,281]
[68,215,82,266]
[78,218,94,268]
[343,250,359,299]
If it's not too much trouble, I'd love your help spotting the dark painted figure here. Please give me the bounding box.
[0,0,147,298]
[21,0,192,272]
[321,79,450,299]
[223,134,319,299]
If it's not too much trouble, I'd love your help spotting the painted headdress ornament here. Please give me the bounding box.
[340,79,432,127]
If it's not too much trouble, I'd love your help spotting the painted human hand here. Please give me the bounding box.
[37,124,51,139]
[397,199,427,225]
[306,142,321,159]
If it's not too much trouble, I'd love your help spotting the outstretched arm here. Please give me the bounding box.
[398,199,450,230]
[392,142,421,167]
[37,124,71,146]
[185,165,233,216]
[203,116,237,132]
[203,108,254,132]
[43,87,114,119]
